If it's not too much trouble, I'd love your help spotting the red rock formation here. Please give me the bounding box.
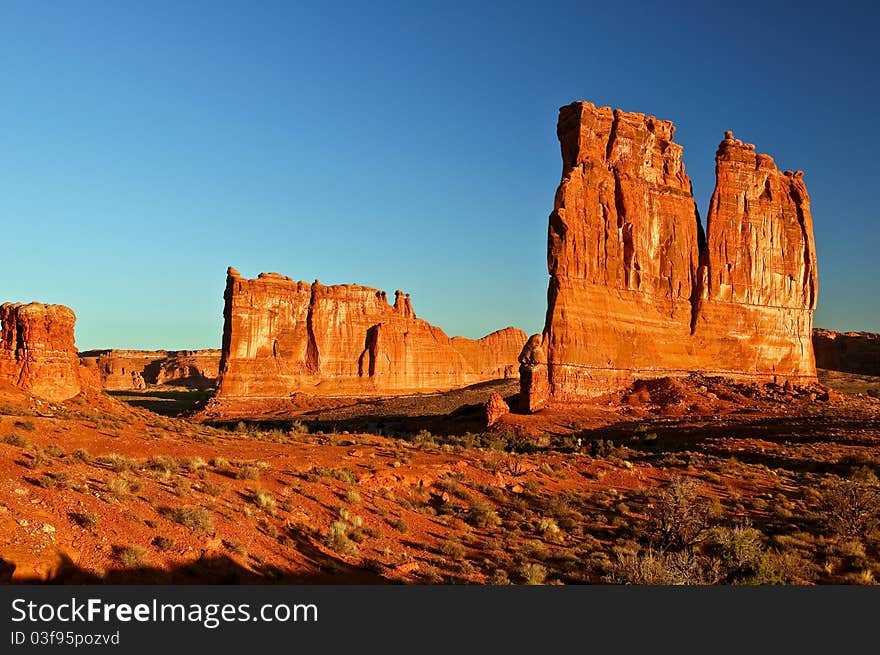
[78,349,221,390]
[692,132,818,382]
[812,329,879,376]
[0,302,89,401]
[484,392,510,426]
[217,267,526,398]
[524,101,818,408]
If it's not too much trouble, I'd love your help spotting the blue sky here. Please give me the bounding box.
[1,2,877,350]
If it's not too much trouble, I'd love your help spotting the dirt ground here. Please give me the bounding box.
[1,369,879,585]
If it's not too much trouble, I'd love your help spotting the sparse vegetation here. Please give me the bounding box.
[2,433,31,448]
[113,545,147,568]
[159,506,214,533]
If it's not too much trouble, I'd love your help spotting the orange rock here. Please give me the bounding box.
[524,101,819,408]
[79,349,221,390]
[484,392,510,426]
[216,267,526,398]
[0,302,93,401]
[812,329,879,376]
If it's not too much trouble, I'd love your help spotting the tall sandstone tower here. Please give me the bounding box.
[521,101,818,409]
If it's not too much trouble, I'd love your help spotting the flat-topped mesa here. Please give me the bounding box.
[0,302,86,401]
[78,349,222,390]
[524,102,818,409]
[216,267,527,398]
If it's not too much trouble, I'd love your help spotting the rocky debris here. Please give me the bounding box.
[484,392,510,426]
[525,101,819,409]
[78,349,221,390]
[812,329,879,376]
[216,267,527,398]
[0,302,94,401]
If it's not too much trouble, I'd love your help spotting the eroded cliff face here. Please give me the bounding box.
[217,267,526,397]
[813,329,879,376]
[78,350,221,390]
[525,101,818,408]
[691,132,818,380]
[0,302,87,401]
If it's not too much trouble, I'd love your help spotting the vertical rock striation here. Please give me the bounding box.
[0,302,87,401]
[216,267,526,398]
[523,101,819,409]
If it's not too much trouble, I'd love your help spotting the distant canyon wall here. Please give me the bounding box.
[522,101,818,409]
[812,329,879,376]
[79,349,221,390]
[216,267,526,398]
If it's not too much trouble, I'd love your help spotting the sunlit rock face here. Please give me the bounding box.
[524,101,818,408]
[216,267,526,398]
[0,302,90,401]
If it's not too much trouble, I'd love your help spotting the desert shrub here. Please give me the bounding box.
[745,550,813,585]
[708,523,765,581]
[146,456,178,475]
[36,471,71,489]
[390,517,408,533]
[210,457,231,470]
[346,489,361,504]
[331,468,358,484]
[14,420,36,432]
[113,545,147,568]
[71,448,91,462]
[647,476,717,550]
[440,539,467,561]
[99,454,137,473]
[467,499,501,528]
[608,549,720,585]
[288,420,308,435]
[820,468,880,539]
[44,444,66,457]
[159,506,214,533]
[520,562,548,585]
[200,482,225,497]
[152,536,175,551]
[236,464,261,480]
[592,439,617,458]
[2,433,31,448]
[326,521,358,556]
[69,511,99,529]
[108,477,141,498]
[251,488,276,511]
[180,457,207,472]
[489,569,511,585]
[23,449,49,470]
[537,517,563,542]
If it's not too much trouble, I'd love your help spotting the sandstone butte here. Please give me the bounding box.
[521,101,819,410]
[812,328,879,376]
[0,302,96,402]
[216,267,527,398]
[79,349,221,390]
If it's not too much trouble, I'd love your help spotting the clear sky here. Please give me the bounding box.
[1,1,877,350]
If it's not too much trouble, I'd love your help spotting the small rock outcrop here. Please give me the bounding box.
[216,267,527,398]
[0,302,90,401]
[484,392,510,426]
[525,101,819,408]
[812,329,879,376]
